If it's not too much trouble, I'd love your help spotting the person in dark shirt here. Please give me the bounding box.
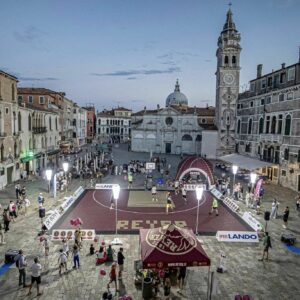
[117,248,125,278]
[283,206,290,229]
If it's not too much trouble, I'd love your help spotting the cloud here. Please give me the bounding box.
[91,67,180,77]
[19,77,59,81]
[13,26,48,51]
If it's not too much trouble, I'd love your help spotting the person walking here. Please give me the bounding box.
[258,232,272,261]
[209,198,219,216]
[128,173,133,189]
[8,200,17,221]
[151,185,158,202]
[16,249,27,288]
[270,199,279,219]
[177,266,187,293]
[117,248,125,279]
[74,228,82,249]
[72,245,80,269]
[295,194,300,211]
[3,208,11,232]
[166,192,173,215]
[43,237,50,257]
[62,238,70,257]
[58,249,68,275]
[15,183,20,200]
[107,263,118,291]
[27,257,42,296]
[283,206,290,229]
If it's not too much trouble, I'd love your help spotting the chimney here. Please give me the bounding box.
[281,63,286,69]
[257,64,263,78]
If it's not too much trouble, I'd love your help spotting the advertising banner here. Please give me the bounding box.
[44,209,61,229]
[242,212,263,231]
[95,183,118,190]
[216,231,259,243]
[51,229,95,241]
[255,179,263,197]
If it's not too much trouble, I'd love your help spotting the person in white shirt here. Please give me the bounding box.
[174,181,180,195]
[58,249,68,275]
[62,238,69,256]
[27,257,42,296]
[151,185,158,202]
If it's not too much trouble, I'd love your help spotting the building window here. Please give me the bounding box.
[5,107,9,114]
[250,83,255,92]
[287,67,295,81]
[279,94,285,102]
[182,134,192,141]
[224,56,229,65]
[267,77,272,87]
[56,117,58,130]
[266,96,271,104]
[18,95,23,101]
[271,116,276,134]
[281,170,286,176]
[28,115,32,130]
[284,148,289,160]
[280,72,286,83]
[277,114,283,134]
[39,96,45,104]
[49,117,52,130]
[287,92,293,100]
[232,56,236,65]
[261,78,266,89]
[298,150,300,163]
[18,112,21,132]
[165,117,173,126]
[284,115,291,135]
[259,118,264,134]
[248,119,252,134]
[274,74,280,88]
[237,120,241,134]
[250,101,254,108]
[28,95,33,103]
[260,99,265,106]
[265,116,270,134]
[201,119,206,123]
[12,84,15,101]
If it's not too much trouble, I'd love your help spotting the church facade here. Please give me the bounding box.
[131,81,217,156]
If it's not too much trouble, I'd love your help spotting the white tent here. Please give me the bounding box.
[218,154,273,171]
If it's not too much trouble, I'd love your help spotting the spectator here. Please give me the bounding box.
[16,249,27,288]
[43,238,50,257]
[258,232,272,261]
[3,208,11,232]
[270,199,279,219]
[8,200,17,221]
[177,266,187,292]
[283,206,290,229]
[62,238,70,257]
[58,249,68,275]
[107,263,118,291]
[0,220,5,244]
[27,257,42,296]
[73,245,80,269]
[117,248,125,278]
[107,245,114,262]
[151,185,158,202]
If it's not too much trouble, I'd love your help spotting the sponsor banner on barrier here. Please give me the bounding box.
[95,183,118,190]
[216,231,259,243]
[52,229,95,241]
[73,186,84,199]
[183,184,205,191]
[242,212,263,231]
[58,196,75,214]
[44,209,61,230]
[210,188,223,200]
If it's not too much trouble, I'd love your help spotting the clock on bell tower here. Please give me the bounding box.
[215,6,241,155]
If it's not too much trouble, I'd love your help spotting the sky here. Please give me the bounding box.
[0,0,299,111]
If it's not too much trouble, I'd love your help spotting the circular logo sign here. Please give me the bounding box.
[146,225,197,255]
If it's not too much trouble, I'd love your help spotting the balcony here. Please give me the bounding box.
[259,134,283,144]
[32,127,47,134]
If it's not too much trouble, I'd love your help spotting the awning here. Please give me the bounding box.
[47,149,60,156]
[218,154,274,171]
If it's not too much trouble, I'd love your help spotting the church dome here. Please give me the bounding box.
[166,80,188,107]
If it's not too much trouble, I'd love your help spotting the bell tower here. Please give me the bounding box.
[215,5,241,155]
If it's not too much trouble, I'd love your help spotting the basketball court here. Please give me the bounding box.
[55,189,251,234]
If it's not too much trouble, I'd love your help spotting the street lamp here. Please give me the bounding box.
[45,169,52,193]
[232,165,238,193]
[63,162,69,191]
[111,184,122,245]
[250,173,257,193]
[195,185,204,235]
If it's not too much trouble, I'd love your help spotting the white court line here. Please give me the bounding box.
[92,190,208,215]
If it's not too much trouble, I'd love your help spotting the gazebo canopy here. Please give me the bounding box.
[176,156,214,186]
[140,224,210,269]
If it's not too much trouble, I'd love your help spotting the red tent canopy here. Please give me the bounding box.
[140,224,210,269]
[176,156,214,186]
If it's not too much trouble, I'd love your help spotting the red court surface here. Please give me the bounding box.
[56,189,251,234]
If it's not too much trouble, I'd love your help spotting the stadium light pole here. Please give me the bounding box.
[195,185,204,235]
[45,169,52,194]
[111,184,122,245]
